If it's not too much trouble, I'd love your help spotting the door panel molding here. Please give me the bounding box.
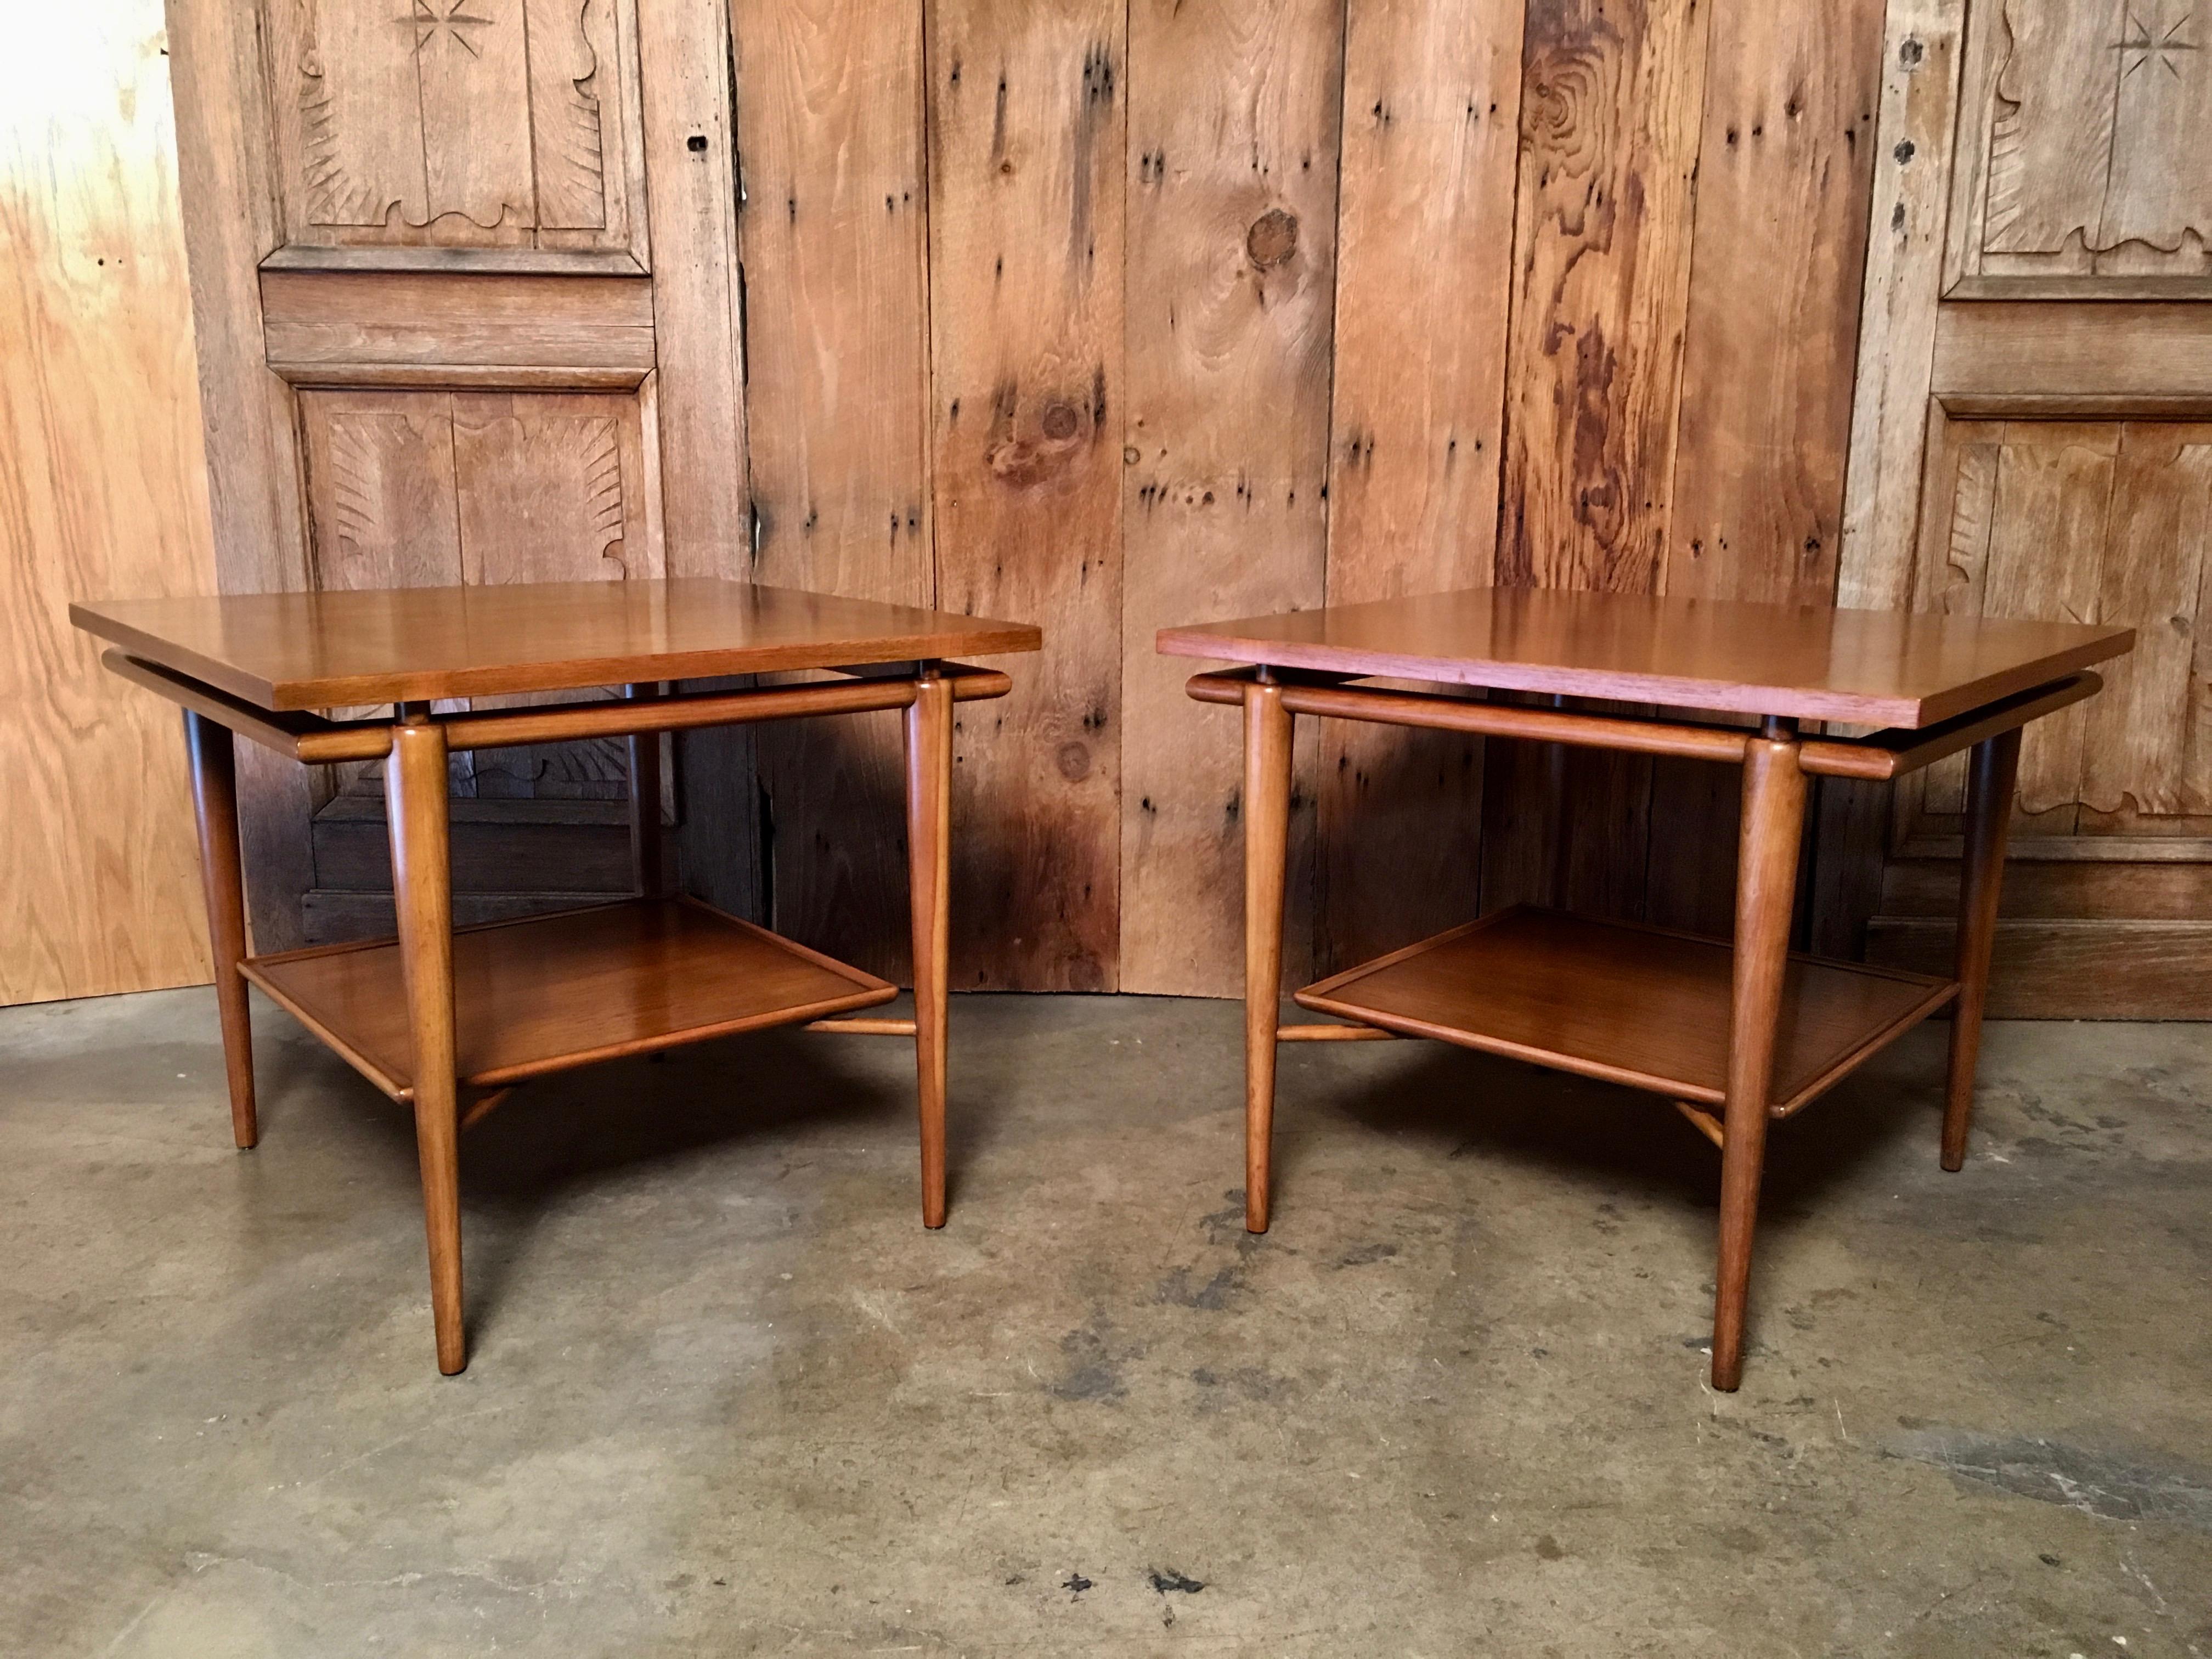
[1831,0,2212,1012]
[262,0,650,265]
[167,0,752,950]
[1943,0,2212,298]
[260,270,656,387]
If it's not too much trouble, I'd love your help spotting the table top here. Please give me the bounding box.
[72,580,1042,711]
[1157,588,2134,728]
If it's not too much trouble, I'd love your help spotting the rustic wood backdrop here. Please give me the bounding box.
[16,0,2207,1013]
[730,0,1886,996]
[2,4,217,1004]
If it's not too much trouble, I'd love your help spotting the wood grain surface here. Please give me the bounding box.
[243,897,897,1096]
[165,0,319,955]
[1317,0,1522,973]
[1659,0,1891,945]
[1812,0,1968,961]
[1484,0,1708,934]
[1120,0,1344,996]
[1497,0,1708,593]
[1666,0,1883,610]
[0,2,220,1002]
[59,0,2190,1010]
[1159,588,2132,728]
[73,580,1040,712]
[735,0,935,983]
[1295,905,1953,1114]
[927,0,1125,990]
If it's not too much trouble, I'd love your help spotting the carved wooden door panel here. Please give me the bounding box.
[166,0,749,951]
[1834,0,2212,1014]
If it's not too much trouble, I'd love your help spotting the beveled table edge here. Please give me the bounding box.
[70,582,1043,713]
[1155,618,2136,730]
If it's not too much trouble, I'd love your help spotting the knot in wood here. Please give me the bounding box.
[1246,208,1299,269]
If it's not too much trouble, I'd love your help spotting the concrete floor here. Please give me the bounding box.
[2,988,2209,1657]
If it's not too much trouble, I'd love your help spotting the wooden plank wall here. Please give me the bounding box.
[675,0,1886,995]
[732,0,935,985]
[0,2,222,1003]
[8,0,1886,1005]
[928,0,1126,991]
[1316,0,1523,977]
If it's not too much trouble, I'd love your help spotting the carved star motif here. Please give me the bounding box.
[2115,3,2199,77]
[412,0,493,58]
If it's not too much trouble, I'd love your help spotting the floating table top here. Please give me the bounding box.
[72,578,1042,711]
[1158,587,2134,729]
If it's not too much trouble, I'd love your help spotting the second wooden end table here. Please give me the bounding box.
[73,579,1042,1374]
[1160,588,2135,1391]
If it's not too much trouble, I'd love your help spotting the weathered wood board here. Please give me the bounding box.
[734,0,934,983]
[1118,0,1346,997]
[1317,0,1523,974]
[928,0,1125,991]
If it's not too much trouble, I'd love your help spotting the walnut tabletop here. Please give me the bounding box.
[72,578,1042,711]
[1158,587,2133,728]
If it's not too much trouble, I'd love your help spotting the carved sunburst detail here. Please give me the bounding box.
[2114,3,2199,77]
[411,0,493,59]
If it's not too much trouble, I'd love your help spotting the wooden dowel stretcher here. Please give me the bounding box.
[103,651,1012,761]
[1185,667,2100,781]
[803,1018,918,1036]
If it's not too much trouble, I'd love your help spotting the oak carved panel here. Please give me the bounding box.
[1950,0,2212,290]
[298,387,660,798]
[1904,418,2212,841]
[266,0,647,262]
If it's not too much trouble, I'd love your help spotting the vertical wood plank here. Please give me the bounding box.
[1649,0,1882,937]
[639,0,749,580]
[1836,0,1966,611]
[1666,0,1882,608]
[166,0,317,954]
[734,0,933,981]
[1120,0,1345,997]
[1496,0,1711,594]
[1483,0,1710,923]
[927,0,1124,991]
[1317,0,1523,972]
[635,0,757,917]
[1814,0,1969,961]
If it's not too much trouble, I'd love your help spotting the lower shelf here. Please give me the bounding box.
[1294,906,1956,1115]
[242,897,898,1098]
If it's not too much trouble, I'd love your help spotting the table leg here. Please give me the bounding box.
[625,682,664,899]
[1942,727,2022,1171]
[1711,729,1806,1392]
[184,711,257,1149]
[1242,680,1293,1234]
[906,669,954,1229]
[388,715,466,1375]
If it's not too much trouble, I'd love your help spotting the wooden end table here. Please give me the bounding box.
[73,579,1041,1374]
[1160,587,2135,1391]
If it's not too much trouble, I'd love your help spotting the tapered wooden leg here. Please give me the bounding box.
[905,669,954,1229]
[1242,680,1294,1234]
[1942,727,2021,1172]
[1711,729,1807,1392]
[388,716,465,1375]
[184,712,257,1149]
[625,682,664,898]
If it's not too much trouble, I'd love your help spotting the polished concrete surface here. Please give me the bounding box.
[2,986,2208,1656]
